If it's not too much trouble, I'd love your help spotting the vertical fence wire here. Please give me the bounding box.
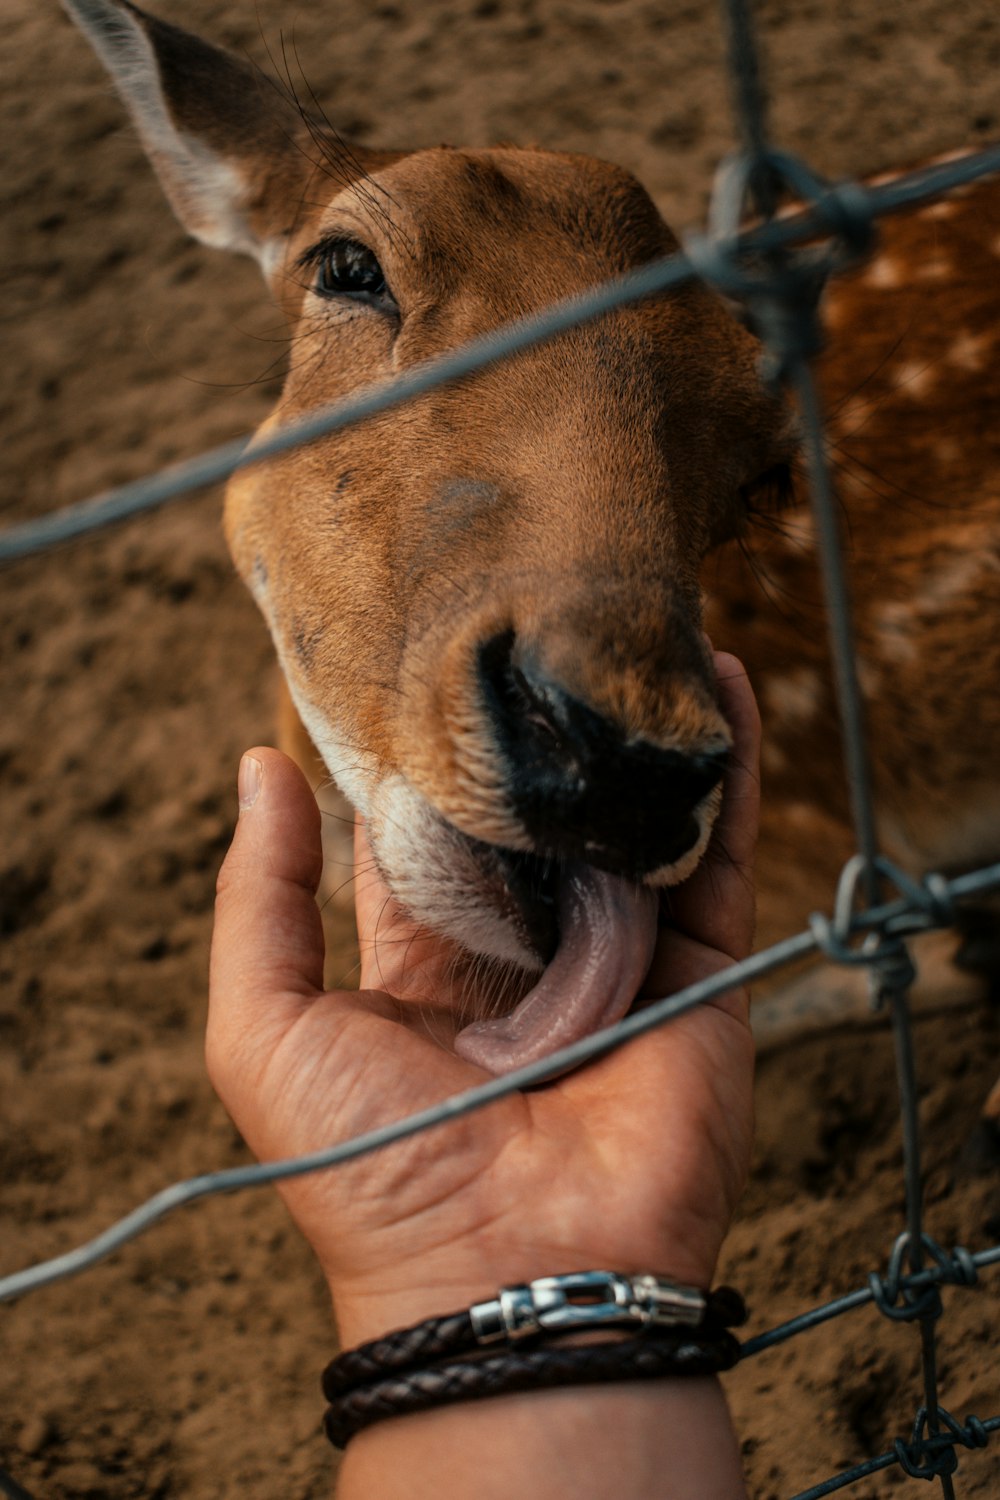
[718,1,978,1493]
[2,1,999,1495]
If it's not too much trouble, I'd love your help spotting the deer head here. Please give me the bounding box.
[63,0,796,1070]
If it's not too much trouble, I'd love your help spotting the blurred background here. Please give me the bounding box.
[2,2,999,1494]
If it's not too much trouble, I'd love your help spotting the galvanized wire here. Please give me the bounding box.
[743,1243,999,1357]
[715,1,995,1494]
[1,144,999,566]
[1,861,998,1308]
[789,1417,1000,1500]
[720,0,778,219]
[3,0,1000,1494]
[0,1466,36,1500]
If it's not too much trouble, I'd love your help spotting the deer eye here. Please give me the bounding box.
[312,238,393,307]
[740,462,795,515]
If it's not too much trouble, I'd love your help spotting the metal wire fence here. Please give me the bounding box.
[2,0,999,1495]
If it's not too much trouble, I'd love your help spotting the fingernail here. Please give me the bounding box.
[238,754,262,812]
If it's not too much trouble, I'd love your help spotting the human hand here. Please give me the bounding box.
[207,653,759,1349]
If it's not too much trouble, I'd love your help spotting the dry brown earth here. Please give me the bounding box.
[2,1,999,1495]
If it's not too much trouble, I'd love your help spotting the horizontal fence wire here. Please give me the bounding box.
[1,144,999,566]
[1,861,999,1303]
[4,0,1000,1494]
[790,1417,1000,1500]
[743,1245,1000,1358]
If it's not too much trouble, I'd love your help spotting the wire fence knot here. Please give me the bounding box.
[808,857,916,1001]
[893,1406,990,1481]
[686,147,876,385]
[878,860,957,935]
[806,854,966,1004]
[869,1273,942,1326]
[6,0,1000,1489]
[868,935,917,1004]
[869,1233,979,1324]
[915,871,957,930]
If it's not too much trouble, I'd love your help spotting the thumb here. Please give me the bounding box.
[208,748,326,1079]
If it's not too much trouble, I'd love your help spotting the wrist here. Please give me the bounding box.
[328,1247,724,1349]
[337,1377,747,1500]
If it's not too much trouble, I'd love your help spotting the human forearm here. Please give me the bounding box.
[337,1377,747,1500]
[208,708,761,1500]
[328,1269,749,1498]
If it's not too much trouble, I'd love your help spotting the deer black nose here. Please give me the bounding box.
[477,632,726,877]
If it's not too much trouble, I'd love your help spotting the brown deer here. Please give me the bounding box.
[62,1,1000,1078]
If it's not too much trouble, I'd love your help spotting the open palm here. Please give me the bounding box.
[207,653,759,1347]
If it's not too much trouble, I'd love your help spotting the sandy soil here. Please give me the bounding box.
[2,0,999,1496]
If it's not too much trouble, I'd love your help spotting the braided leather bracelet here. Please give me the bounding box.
[322,1271,747,1448]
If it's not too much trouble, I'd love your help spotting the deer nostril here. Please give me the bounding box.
[477,631,726,877]
[507,656,584,771]
[480,631,586,777]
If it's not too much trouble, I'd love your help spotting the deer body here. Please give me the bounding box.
[711,177,1000,955]
[63,1,1000,1072]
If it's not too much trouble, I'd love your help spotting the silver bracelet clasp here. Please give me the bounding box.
[469,1270,706,1344]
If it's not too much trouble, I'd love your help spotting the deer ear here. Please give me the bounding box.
[61,0,321,273]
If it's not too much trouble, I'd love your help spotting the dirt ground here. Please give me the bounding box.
[2,0,1000,1496]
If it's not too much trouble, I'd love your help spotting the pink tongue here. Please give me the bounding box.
[454,865,658,1077]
